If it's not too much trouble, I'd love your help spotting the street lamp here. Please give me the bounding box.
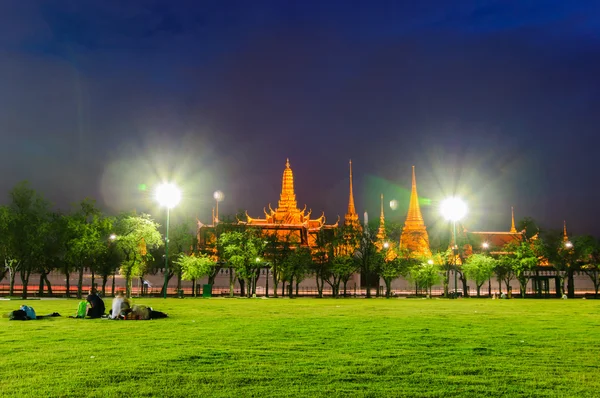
[109,234,117,241]
[441,197,467,298]
[155,182,182,298]
[213,190,224,224]
[565,241,573,249]
[482,242,489,249]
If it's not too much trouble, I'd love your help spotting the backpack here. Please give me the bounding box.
[76,301,87,318]
[20,305,36,320]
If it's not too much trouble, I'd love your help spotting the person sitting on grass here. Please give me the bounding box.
[109,291,130,319]
[86,288,105,318]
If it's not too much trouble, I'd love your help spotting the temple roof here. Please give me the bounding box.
[244,159,335,230]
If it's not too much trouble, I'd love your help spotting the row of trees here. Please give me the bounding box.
[181,220,600,299]
[0,182,199,299]
[2,182,600,299]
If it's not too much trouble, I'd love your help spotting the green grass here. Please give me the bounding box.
[1,298,599,397]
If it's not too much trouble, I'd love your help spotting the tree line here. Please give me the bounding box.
[0,182,197,299]
[1,182,600,299]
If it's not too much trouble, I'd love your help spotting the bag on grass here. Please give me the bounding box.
[76,301,87,318]
[20,305,36,320]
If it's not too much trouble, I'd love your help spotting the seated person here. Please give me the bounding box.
[110,291,130,319]
[86,288,105,318]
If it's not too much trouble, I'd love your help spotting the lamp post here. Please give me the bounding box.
[482,242,491,296]
[155,183,182,298]
[213,191,224,224]
[440,197,467,298]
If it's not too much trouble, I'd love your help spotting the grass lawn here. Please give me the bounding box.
[1,298,599,397]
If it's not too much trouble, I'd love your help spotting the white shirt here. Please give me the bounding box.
[111,297,124,319]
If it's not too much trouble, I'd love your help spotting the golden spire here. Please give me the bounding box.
[563,220,568,242]
[400,166,431,258]
[278,158,298,211]
[344,160,360,227]
[377,193,386,240]
[406,166,424,224]
[510,206,517,233]
[348,160,356,215]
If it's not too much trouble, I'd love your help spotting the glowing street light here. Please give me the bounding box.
[213,190,224,224]
[155,183,182,298]
[441,197,467,298]
[565,241,573,249]
[482,242,489,249]
[109,234,117,241]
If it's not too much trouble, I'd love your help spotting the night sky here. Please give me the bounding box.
[2,1,600,236]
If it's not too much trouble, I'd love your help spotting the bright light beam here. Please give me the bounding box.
[440,197,468,222]
[155,183,182,209]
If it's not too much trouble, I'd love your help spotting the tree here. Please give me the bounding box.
[178,253,215,297]
[63,199,109,298]
[463,254,497,297]
[0,205,17,296]
[157,220,197,293]
[35,212,66,296]
[311,229,335,298]
[517,217,540,241]
[512,242,539,297]
[351,224,379,298]
[378,248,415,298]
[114,213,163,297]
[281,246,312,297]
[92,217,122,297]
[575,235,600,297]
[408,261,442,297]
[538,230,576,297]
[495,254,516,297]
[324,255,356,298]
[264,233,296,298]
[8,182,51,299]
[219,229,266,297]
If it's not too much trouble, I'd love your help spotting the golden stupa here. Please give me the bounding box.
[399,166,432,258]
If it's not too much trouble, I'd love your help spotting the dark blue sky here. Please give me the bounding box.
[1,0,599,236]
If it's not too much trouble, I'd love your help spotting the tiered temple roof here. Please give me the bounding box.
[239,159,337,247]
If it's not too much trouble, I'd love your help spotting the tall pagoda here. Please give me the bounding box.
[241,159,338,247]
[344,160,361,230]
[399,166,432,258]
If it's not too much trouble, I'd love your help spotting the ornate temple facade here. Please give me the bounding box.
[399,166,432,258]
[197,159,338,250]
[240,159,338,246]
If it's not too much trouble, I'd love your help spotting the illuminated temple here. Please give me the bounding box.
[240,158,338,246]
[399,166,432,258]
[197,159,338,250]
